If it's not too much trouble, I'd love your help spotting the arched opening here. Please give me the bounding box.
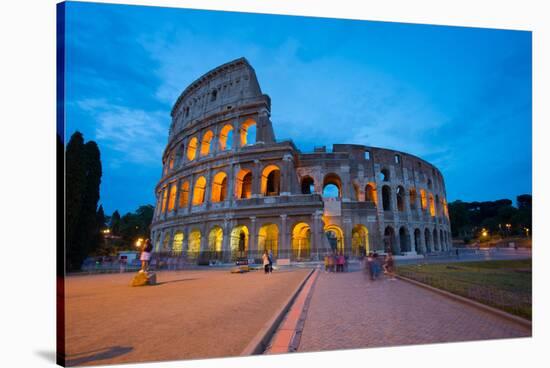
[384,226,396,254]
[258,223,279,257]
[187,137,198,161]
[409,188,417,210]
[154,233,161,252]
[433,229,439,250]
[219,124,233,151]
[353,183,360,201]
[240,119,257,146]
[291,222,311,260]
[399,227,410,253]
[161,233,171,252]
[427,178,433,190]
[210,89,217,101]
[261,165,281,196]
[440,229,445,251]
[424,228,432,252]
[167,182,177,212]
[172,231,184,254]
[188,229,201,259]
[208,226,223,258]
[324,225,344,254]
[420,189,427,211]
[235,169,252,199]
[322,174,342,198]
[168,151,175,171]
[160,188,168,214]
[211,172,228,202]
[365,183,377,206]
[179,181,190,208]
[379,168,390,182]
[301,176,315,194]
[382,185,392,211]
[414,228,422,254]
[175,143,185,167]
[352,225,369,257]
[230,225,249,260]
[429,193,436,217]
[396,186,405,212]
[200,130,214,156]
[192,176,207,206]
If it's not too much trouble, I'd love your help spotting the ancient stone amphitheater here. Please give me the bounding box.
[150,57,451,263]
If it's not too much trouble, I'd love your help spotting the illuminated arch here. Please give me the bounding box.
[211,171,228,202]
[240,118,257,146]
[291,222,311,259]
[219,124,234,151]
[161,232,171,252]
[179,181,190,208]
[420,189,427,211]
[188,229,201,258]
[258,223,279,256]
[352,224,369,256]
[322,173,342,198]
[192,176,207,205]
[187,137,198,161]
[172,231,184,253]
[324,224,344,254]
[208,226,223,253]
[230,225,249,259]
[261,164,281,196]
[235,169,252,199]
[396,185,405,212]
[409,188,418,210]
[429,193,436,217]
[167,182,177,212]
[365,183,377,206]
[200,130,214,156]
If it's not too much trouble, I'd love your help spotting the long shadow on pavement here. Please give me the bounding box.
[64,346,133,366]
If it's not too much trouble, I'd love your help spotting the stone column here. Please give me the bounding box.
[281,154,293,195]
[408,227,416,254]
[249,216,257,259]
[280,214,288,259]
[204,168,213,206]
[341,165,351,202]
[187,173,195,213]
[252,159,261,198]
[222,218,230,262]
[343,218,352,256]
[227,162,236,206]
[174,178,182,214]
[311,212,322,260]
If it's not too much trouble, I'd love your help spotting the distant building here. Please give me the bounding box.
[150,57,452,262]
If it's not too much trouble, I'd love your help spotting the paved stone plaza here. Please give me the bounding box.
[64,268,310,366]
[297,268,531,353]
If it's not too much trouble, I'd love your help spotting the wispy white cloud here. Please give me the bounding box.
[77,98,166,169]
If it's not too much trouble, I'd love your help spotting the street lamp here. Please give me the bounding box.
[135,238,144,248]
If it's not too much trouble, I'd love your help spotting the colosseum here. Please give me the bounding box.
[150,57,452,264]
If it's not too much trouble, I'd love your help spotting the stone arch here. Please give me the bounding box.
[230,225,249,260]
[353,182,361,201]
[167,181,177,212]
[188,229,201,258]
[211,171,228,202]
[200,130,214,156]
[409,188,417,210]
[399,226,410,253]
[382,185,392,211]
[161,232,171,252]
[261,164,281,196]
[219,124,234,151]
[433,228,439,250]
[322,173,342,198]
[301,176,315,194]
[192,176,207,205]
[291,222,311,260]
[179,180,190,208]
[414,228,422,253]
[324,224,344,254]
[365,183,377,205]
[258,223,279,256]
[172,231,184,254]
[235,169,252,199]
[424,228,432,252]
[352,224,369,257]
[429,193,436,217]
[208,226,224,253]
[379,168,390,182]
[396,186,405,212]
[240,118,257,146]
[440,229,445,251]
[187,136,198,161]
[384,226,397,254]
[420,189,427,211]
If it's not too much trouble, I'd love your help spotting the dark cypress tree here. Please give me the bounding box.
[65,132,86,271]
[110,210,121,235]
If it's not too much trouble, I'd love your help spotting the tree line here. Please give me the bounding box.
[448,194,532,243]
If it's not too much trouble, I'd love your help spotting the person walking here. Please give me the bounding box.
[383,252,396,280]
[262,250,270,274]
[140,239,153,272]
[268,250,274,273]
[337,252,344,272]
[366,252,374,280]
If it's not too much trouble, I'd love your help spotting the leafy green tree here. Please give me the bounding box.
[110,210,121,235]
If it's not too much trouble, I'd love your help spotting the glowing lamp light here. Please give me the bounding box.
[135,238,144,248]
[481,230,488,237]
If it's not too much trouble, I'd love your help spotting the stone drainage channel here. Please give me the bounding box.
[240,267,320,355]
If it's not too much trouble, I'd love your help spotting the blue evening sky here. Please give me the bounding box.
[63,1,532,215]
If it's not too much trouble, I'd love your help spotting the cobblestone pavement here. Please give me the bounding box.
[297,268,531,352]
[64,268,310,366]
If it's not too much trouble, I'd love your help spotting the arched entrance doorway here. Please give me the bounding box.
[258,223,279,257]
[230,225,249,261]
[324,225,344,254]
[291,222,311,260]
[352,224,369,257]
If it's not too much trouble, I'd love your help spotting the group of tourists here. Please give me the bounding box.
[262,250,274,274]
[365,252,395,280]
[323,252,348,272]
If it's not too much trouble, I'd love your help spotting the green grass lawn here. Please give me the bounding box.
[396,259,532,320]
